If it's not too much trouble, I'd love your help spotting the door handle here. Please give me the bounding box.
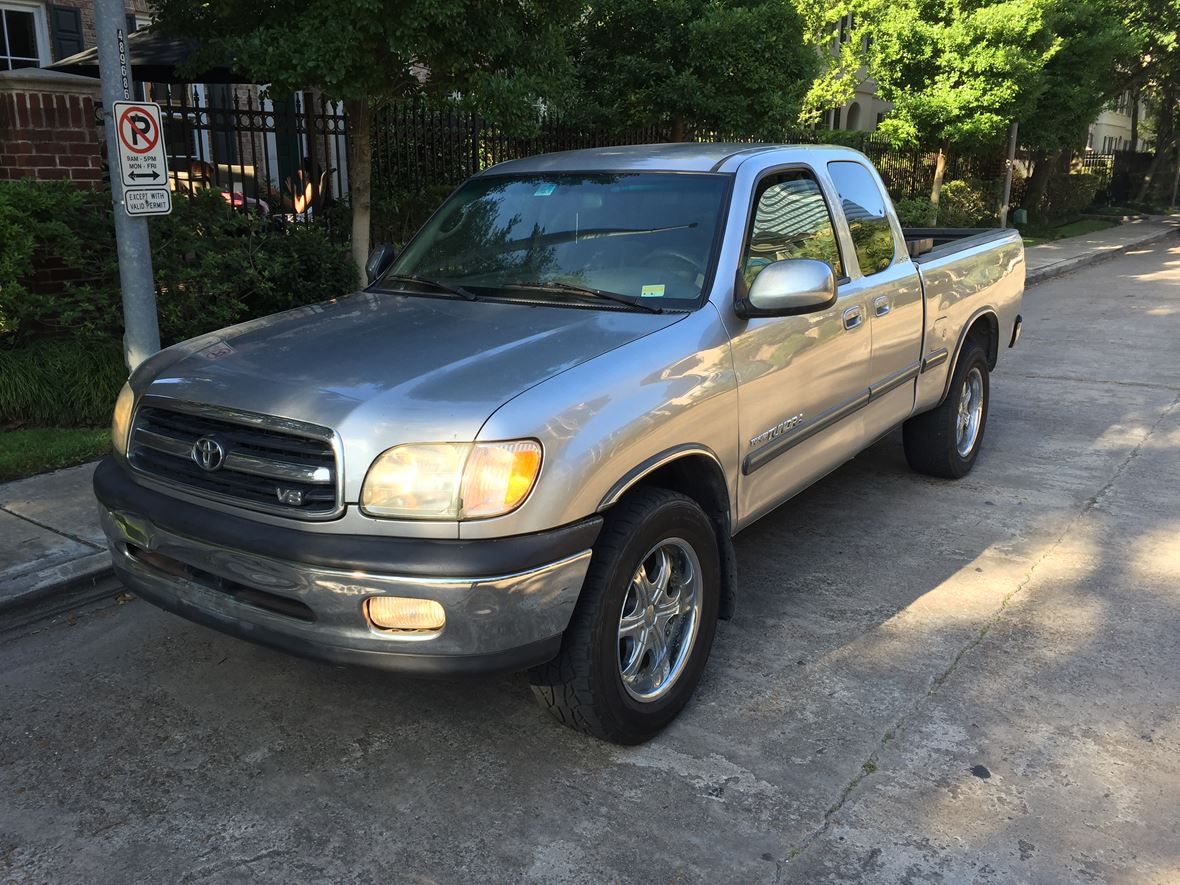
[873,295,891,317]
[843,306,864,331]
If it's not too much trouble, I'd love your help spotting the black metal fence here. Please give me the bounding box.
[148,85,349,221]
[132,92,1015,238]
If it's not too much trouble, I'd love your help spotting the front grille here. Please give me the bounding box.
[128,404,340,518]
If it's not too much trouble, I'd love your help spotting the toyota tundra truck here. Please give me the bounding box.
[95,144,1024,743]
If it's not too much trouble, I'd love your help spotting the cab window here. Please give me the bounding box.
[826,160,898,276]
[743,171,843,289]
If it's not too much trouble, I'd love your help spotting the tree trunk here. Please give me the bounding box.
[345,97,372,284]
[1135,88,1176,204]
[1024,149,1057,221]
[670,116,688,142]
[929,139,949,224]
[1129,87,1140,151]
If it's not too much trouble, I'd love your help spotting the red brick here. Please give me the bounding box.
[57,154,96,168]
[66,142,99,156]
[36,168,69,179]
[14,154,40,168]
[13,94,28,128]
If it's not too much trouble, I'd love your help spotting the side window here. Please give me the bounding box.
[744,172,843,288]
[827,161,898,276]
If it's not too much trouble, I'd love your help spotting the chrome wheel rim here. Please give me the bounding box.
[955,367,984,458]
[617,537,703,702]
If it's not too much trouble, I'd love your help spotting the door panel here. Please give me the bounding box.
[730,170,872,527]
[826,159,924,439]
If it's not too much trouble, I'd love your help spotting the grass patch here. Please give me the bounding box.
[1019,217,1119,247]
[0,427,110,481]
[0,338,126,427]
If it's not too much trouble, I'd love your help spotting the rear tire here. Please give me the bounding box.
[529,487,720,744]
[903,342,990,479]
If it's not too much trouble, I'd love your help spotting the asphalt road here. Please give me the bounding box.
[3,241,1179,884]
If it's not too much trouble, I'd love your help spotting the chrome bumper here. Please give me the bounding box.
[99,506,592,675]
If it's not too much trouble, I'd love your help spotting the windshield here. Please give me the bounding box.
[380,172,731,310]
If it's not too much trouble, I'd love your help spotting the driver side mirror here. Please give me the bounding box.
[735,258,837,318]
[366,243,398,283]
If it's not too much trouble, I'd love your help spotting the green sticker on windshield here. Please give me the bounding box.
[533,183,556,196]
[640,284,666,298]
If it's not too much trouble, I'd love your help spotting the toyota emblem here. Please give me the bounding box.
[191,436,226,471]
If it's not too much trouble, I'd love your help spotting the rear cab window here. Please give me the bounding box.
[743,171,844,289]
[826,161,900,277]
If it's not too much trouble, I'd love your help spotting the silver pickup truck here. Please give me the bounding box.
[95,144,1023,743]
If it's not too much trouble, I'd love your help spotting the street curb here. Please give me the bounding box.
[0,552,117,620]
[1026,225,1180,287]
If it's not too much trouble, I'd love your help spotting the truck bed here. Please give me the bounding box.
[903,227,1017,262]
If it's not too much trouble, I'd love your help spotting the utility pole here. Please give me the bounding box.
[998,120,1019,228]
[94,0,160,370]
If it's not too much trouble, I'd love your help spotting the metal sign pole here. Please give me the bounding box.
[95,0,160,370]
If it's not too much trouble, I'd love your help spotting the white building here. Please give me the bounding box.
[1087,91,1149,153]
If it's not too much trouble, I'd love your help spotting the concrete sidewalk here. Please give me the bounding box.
[1024,213,1179,284]
[0,461,109,613]
[0,213,1177,620]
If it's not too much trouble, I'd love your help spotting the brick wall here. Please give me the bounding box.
[0,69,102,185]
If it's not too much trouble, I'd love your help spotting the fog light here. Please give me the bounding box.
[366,596,446,631]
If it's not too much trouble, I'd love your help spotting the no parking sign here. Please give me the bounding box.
[112,100,172,216]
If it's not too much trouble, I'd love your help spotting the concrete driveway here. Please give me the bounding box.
[2,241,1178,884]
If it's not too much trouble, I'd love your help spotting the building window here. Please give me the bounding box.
[1,2,49,70]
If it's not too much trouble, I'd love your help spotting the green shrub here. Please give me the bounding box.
[939,179,995,227]
[1036,170,1107,220]
[0,180,358,427]
[894,196,933,226]
[0,180,116,339]
[0,338,126,426]
[0,181,358,347]
[148,190,359,342]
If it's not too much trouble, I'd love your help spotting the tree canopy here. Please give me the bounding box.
[573,0,818,140]
[152,0,580,274]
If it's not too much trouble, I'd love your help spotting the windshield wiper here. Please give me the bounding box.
[499,281,664,314]
[380,273,478,301]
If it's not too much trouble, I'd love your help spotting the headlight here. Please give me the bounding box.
[361,440,542,520]
[111,382,135,457]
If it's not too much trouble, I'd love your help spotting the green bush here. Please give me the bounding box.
[891,180,997,228]
[148,190,359,342]
[0,338,126,426]
[0,182,358,347]
[0,180,358,427]
[894,196,933,226]
[1035,170,1107,220]
[939,179,995,227]
[0,180,116,339]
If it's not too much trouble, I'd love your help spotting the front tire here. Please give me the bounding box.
[903,341,990,478]
[529,487,720,744]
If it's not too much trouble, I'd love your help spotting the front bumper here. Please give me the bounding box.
[94,457,599,675]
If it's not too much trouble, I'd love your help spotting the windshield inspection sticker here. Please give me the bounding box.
[533,183,556,196]
[640,284,666,298]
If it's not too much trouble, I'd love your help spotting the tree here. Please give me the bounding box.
[574,0,818,141]
[1018,0,1132,216]
[800,0,1059,216]
[1111,0,1180,202]
[151,0,578,280]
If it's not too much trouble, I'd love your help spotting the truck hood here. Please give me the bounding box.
[140,292,684,495]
